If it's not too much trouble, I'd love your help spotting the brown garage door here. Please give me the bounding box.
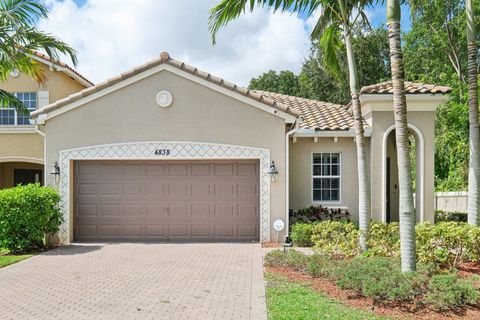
[74,160,260,242]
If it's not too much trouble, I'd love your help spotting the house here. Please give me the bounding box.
[1,52,451,243]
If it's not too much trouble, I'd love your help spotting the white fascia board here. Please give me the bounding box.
[0,126,36,133]
[294,127,371,137]
[34,64,297,123]
[29,54,92,88]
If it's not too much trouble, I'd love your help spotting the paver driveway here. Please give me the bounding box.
[0,243,267,320]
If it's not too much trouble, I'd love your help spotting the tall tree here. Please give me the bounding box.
[209,0,373,250]
[0,0,77,111]
[466,0,480,225]
[387,0,416,272]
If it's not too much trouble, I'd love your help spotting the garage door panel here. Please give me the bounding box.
[191,225,212,237]
[214,164,234,175]
[238,225,257,237]
[191,183,211,197]
[169,225,188,237]
[238,163,257,175]
[191,204,211,217]
[74,160,259,242]
[124,204,145,216]
[168,164,188,175]
[145,182,166,195]
[77,204,97,217]
[214,183,235,197]
[215,225,234,237]
[168,183,189,196]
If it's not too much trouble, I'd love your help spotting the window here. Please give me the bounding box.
[0,92,37,125]
[312,153,341,202]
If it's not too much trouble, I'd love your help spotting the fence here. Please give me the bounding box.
[433,191,468,212]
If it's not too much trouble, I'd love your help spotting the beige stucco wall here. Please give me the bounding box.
[0,63,86,103]
[370,110,435,223]
[289,137,369,221]
[42,69,288,242]
[0,63,87,176]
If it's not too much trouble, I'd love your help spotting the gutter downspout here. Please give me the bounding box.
[285,122,299,238]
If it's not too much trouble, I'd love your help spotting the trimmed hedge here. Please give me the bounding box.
[292,220,480,269]
[0,184,62,253]
[289,205,350,225]
[265,250,479,310]
[435,210,468,222]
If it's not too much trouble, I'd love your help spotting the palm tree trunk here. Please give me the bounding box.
[466,0,480,225]
[341,19,370,251]
[387,0,416,272]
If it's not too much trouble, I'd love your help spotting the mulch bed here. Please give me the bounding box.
[266,266,480,320]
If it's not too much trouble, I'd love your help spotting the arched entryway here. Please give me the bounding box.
[0,157,44,189]
[382,124,425,223]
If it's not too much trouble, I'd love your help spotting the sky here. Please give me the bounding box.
[39,0,411,86]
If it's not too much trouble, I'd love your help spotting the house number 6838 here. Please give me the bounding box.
[154,149,170,156]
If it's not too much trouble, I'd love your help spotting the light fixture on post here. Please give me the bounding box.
[268,161,278,182]
[50,161,60,182]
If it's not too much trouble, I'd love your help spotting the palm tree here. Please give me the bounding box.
[386,0,416,272]
[209,0,372,250]
[466,0,480,225]
[0,0,77,111]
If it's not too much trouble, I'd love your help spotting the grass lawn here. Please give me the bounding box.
[0,248,33,268]
[265,272,388,320]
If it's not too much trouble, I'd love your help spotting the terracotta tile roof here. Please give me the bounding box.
[360,81,452,94]
[32,51,93,87]
[256,91,364,130]
[32,52,300,118]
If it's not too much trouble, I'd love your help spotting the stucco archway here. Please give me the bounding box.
[382,123,425,223]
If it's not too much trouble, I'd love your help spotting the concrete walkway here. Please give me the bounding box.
[0,243,267,320]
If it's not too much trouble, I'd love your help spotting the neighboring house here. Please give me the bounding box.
[0,52,92,189]
[4,52,451,243]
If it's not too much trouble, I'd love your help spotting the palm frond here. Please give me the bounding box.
[0,89,28,114]
[0,0,47,26]
[209,0,321,44]
[320,24,344,80]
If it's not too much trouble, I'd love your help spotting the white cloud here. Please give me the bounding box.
[39,0,316,86]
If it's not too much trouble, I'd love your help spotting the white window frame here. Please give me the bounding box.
[311,152,342,204]
[0,92,37,126]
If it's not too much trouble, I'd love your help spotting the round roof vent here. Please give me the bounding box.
[156,90,173,108]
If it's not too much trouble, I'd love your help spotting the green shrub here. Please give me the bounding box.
[416,222,480,269]
[425,274,478,310]
[264,249,309,271]
[435,210,468,223]
[290,223,316,247]
[290,205,350,225]
[335,257,427,303]
[366,222,400,257]
[312,221,360,258]
[0,184,62,253]
[306,254,338,278]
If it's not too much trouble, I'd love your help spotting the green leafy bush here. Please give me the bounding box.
[335,257,427,303]
[425,274,478,310]
[366,222,400,257]
[311,221,360,257]
[416,222,480,269]
[264,249,309,271]
[435,210,468,222]
[290,222,316,247]
[290,205,350,225]
[306,254,338,278]
[0,184,62,253]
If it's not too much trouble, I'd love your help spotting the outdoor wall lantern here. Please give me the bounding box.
[50,161,60,182]
[268,161,279,182]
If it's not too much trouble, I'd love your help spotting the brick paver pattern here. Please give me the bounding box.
[0,243,267,320]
